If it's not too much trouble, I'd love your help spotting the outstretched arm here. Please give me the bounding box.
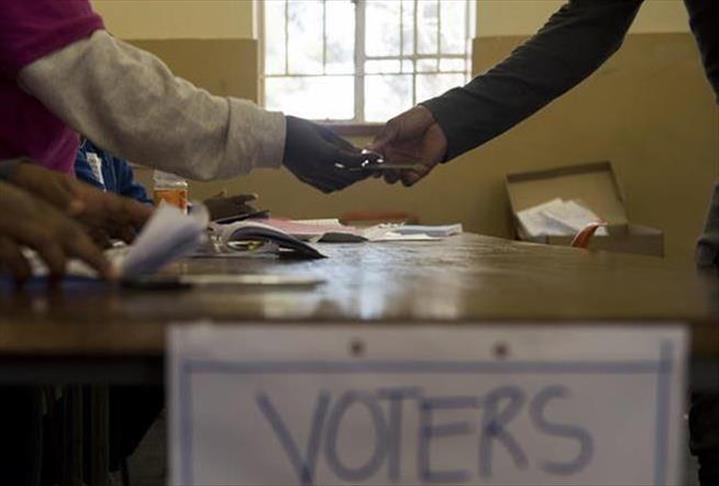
[19,31,285,181]
[372,0,644,186]
[19,31,372,192]
[423,0,643,161]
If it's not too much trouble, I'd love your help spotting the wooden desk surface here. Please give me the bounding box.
[0,234,716,358]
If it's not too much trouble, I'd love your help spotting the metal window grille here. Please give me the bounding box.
[260,0,475,123]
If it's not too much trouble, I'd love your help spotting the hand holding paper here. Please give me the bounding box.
[369,105,447,186]
[8,161,152,244]
[22,202,208,280]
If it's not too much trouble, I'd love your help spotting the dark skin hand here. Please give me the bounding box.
[0,181,114,284]
[368,105,448,187]
[8,161,152,243]
[282,116,379,193]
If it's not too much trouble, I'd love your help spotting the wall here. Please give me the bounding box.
[93,0,255,39]
[476,0,690,37]
[92,1,717,263]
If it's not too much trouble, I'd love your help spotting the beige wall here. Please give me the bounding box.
[93,0,255,39]
[94,0,691,41]
[476,0,690,37]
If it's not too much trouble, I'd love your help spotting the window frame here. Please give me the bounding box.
[258,0,474,134]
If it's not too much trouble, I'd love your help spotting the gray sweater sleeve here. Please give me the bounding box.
[18,30,285,181]
[422,0,643,161]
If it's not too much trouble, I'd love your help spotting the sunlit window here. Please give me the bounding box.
[261,0,475,123]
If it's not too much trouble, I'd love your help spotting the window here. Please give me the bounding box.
[261,0,475,124]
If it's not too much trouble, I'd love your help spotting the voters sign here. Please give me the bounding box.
[169,324,687,486]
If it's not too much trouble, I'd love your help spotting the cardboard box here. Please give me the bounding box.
[506,161,664,257]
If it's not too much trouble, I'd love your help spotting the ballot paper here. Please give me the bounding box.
[517,198,607,238]
[22,202,209,279]
[117,203,209,278]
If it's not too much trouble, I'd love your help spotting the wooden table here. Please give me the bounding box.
[0,233,715,485]
[0,234,716,383]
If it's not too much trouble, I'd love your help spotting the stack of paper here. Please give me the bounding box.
[516,198,607,238]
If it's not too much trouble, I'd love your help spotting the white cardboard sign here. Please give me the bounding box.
[169,324,687,486]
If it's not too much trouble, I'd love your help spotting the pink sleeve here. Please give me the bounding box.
[0,0,104,76]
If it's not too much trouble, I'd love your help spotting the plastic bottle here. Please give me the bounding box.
[153,170,189,214]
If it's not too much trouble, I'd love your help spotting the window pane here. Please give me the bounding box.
[365,60,401,74]
[364,74,412,122]
[325,0,355,74]
[416,73,465,102]
[264,0,286,75]
[439,58,466,72]
[401,59,414,73]
[440,0,466,54]
[266,76,354,120]
[416,58,437,73]
[401,0,414,55]
[366,1,401,57]
[417,0,439,54]
[287,0,323,74]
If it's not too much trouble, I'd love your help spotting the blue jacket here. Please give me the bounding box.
[75,140,153,205]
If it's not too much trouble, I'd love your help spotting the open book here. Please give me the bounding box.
[205,220,326,259]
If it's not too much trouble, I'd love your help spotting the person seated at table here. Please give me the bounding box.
[75,139,152,205]
[1,0,375,199]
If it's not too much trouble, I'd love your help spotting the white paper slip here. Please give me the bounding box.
[118,203,209,278]
[370,231,440,242]
[169,323,688,486]
[389,223,463,237]
[21,203,209,279]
